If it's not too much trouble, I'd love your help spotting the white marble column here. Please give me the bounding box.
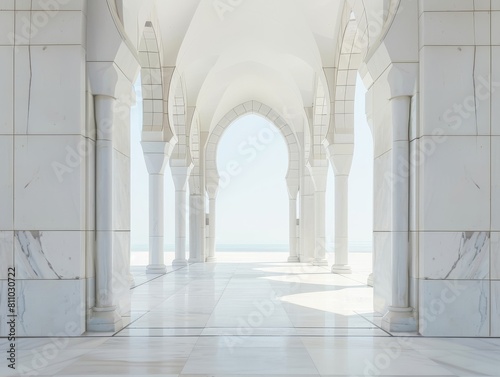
[287,183,299,262]
[331,174,352,274]
[188,193,206,262]
[206,195,217,262]
[312,166,329,266]
[326,143,354,274]
[171,165,193,267]
[381,95,416,332]
[300,168,316,262]
[205,177,219,262]
[367,273,374,287]
[142,142,171,274]
[88,95,122,332]
[189,132,208,263]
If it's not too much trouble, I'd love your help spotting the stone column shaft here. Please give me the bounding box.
[172,165,192,267]
[288,198,299,262]
[382,95,416,332]
[332,174,352,273]
[207,197,217,262]
[88,95,122,332]
[143,141,174,274]
[147,173,165,272]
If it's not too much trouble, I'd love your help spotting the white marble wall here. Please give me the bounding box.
[416,2,499,336]
[112,140,132,316]
[0,2,89,336]
[367,1,500,337]
[370,68,393,314]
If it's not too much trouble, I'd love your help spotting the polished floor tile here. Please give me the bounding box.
[2,252,500,376]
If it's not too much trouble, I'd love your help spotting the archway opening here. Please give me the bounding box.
[215,114,289,256]
[130,75,151,268]
[325,74,373,275]
[130,74,176,268]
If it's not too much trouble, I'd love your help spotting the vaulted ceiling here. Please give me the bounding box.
[127,0,346,134]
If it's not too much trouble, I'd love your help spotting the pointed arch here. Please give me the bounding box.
[205,101,300,193]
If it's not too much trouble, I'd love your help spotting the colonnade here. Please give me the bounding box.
[141,144,355,271]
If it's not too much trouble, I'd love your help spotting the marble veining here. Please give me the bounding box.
[443,232,489,279]
[0,231,13,279]
[478,283,488,334]
[15,231,63,279]
[420,231,489,280]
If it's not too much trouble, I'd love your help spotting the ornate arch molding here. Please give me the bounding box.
[188,111,202,194]
[138,23,164,134]
[321,1,370,144]
[170,74,191,162]
[331,3,364,138]
[205,101,301,193]
[347,0,401,62]
[138,22,175,141]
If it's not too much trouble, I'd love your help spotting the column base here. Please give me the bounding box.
[367,273,374,287]
[331,264,352,274]
[381,306,417,333]
[87,307,123,333]
[172,259,188,268]
[312,259,329,266]
[206,256,217,262]
[128,273,136,288]
[287,256,300,263]
[146,264,167,274]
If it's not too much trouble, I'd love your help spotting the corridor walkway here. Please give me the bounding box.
[2,253,500,376]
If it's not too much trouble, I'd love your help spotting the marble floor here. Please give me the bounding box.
[1,252,500,376]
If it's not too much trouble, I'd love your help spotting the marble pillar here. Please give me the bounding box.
[287,183,299,262]
[171,165,193,267]
[142,142,172,274]
[188,193,206,263]
[189,132,208,263]
[312,166,329,266]
[381,95,416,332]
[331,174,352,274]
[87,95,122,332]
[327,143,354,274]
[207,195,217,262]
[300,168,316,262]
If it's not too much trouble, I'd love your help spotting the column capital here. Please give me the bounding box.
[87,62,135,102]
[302,167,316,196]
[310,165,329,192]
[206,174,220,199]
[390,95,412,142]
[326,143,354,176]
[287,185,299,200]
[171,163,194,190]
[387,63,418,99]
[142,141,175,175]
[286,175,299,199]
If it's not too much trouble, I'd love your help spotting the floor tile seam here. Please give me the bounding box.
[353,311,393,337]
[189,267,235,353]
[298,334,323,376]
[117,282,195,336]
[130,265,190,290]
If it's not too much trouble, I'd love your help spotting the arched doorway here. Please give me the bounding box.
[205,101,301,262]
[215,114,289,254]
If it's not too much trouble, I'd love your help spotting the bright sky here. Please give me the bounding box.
[130,76,373,251]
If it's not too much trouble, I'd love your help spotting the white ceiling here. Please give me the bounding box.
[153,0,346,132]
